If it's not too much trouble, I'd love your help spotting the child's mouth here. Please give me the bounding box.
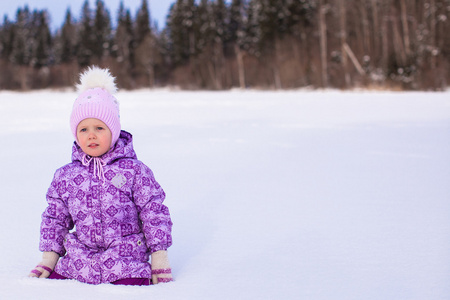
[88,143,99,148]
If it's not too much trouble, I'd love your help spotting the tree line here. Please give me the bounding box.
[0,0,449,91]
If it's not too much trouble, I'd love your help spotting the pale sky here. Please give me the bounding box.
[1,0,175,31]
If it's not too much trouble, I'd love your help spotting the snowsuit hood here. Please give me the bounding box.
[72,129,136,166]
[72,130,136,181]
[40,130,172,284]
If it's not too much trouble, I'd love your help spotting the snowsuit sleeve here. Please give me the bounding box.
[132,162,173,253]
[39,168,74,256]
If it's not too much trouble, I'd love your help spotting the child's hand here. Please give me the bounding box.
[29,264,52,278]
[151,250,173,284]
[29,251,59,278]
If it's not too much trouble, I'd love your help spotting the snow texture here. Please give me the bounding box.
[0,89,449,299]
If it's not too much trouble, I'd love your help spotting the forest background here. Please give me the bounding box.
[0,0,448,91]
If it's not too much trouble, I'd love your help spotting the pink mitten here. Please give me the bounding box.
[29,251,59,278]
[151,250,173,284]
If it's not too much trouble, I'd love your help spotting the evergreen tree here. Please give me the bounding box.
[93,0,112,60]
[113,1,135,87]
[167,0,197,65]
[32,10,52,67]
[211,0,228,88]
[0,21,3,58]
[229,0,248,88]
[114,2,134,64]
[0,16,15,60]
[134,0,156,86]
[257,0,289,48]
[10,6,32,65]
[135,0,151,44]
[77,0,96,66]
[253,0,291,88]
[228,0,246,46]
[196,0,213,53]
[58,8,77,63]
[285,0,316,36]
[157,27,172,67]
[213,0,228,45]
[245,0,261,56]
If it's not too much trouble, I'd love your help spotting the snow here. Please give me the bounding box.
[0,89,449,299]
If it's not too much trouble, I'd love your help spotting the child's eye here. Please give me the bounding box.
[79,128,87,132]
[97,127,104,130]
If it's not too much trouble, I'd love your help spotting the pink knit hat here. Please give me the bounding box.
[70,66,121,148]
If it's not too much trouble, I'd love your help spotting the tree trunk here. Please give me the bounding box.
[235,44,246,89]
[429,0,436,69]
[147,64,155,87]
[300,32,310,86]
[207,60,218,89]
[273,37,282,89]
[19,65,29,90]
[339,0,350,88]
[343,43,365,75]
[399,0,411,57]
[381,1,389,72]
[370,0,380,64]
[318,0,329,88]
[215,41,224,90]
[392,4,407,66]
[291,37,305,86]
[360,0,371,54]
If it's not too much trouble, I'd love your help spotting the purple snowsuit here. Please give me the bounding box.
[39,131,172,284]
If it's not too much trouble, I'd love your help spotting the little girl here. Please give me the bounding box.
[29,66,173,285]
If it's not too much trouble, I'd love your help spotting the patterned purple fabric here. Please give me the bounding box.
[39,131,172,285]
[48,271,151,285]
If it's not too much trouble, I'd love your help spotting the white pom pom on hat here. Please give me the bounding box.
[76,66,118,94]
[70,66,121,149]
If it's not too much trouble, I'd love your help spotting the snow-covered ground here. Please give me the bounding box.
[0,89,449,299]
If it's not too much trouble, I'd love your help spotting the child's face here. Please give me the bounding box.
[76,118,112,157]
